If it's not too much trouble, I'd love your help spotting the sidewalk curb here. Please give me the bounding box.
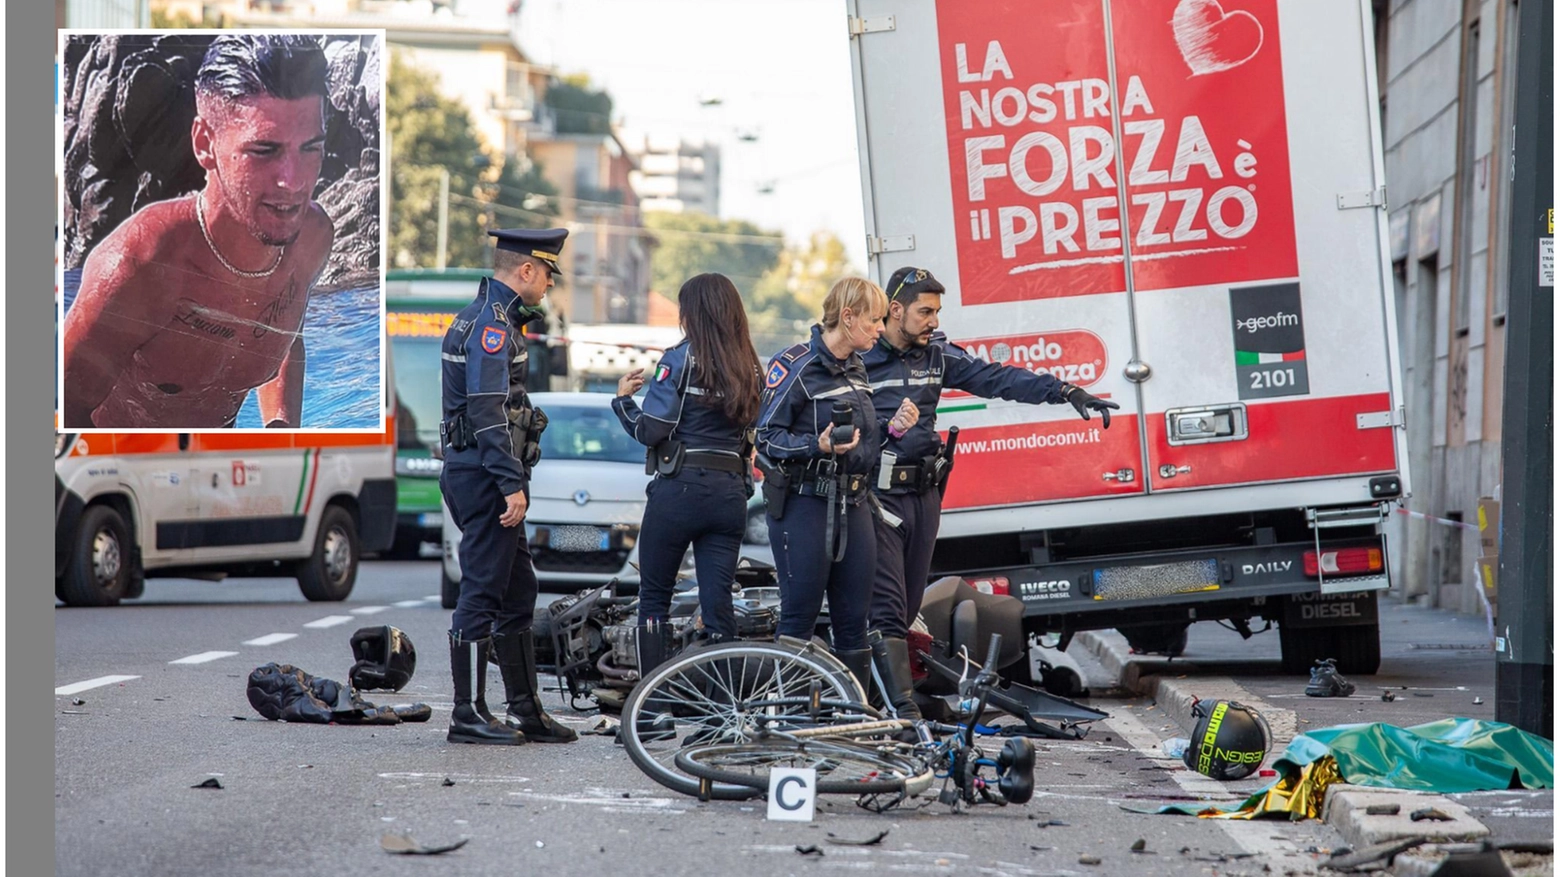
[1075,629,1493,850]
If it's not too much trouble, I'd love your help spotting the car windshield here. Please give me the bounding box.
[540,404,644,464]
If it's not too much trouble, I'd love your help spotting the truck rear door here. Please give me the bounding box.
[846,0,1407,511]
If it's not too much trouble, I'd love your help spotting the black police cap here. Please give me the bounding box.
[886,266,946,301]
[489,227,569,274]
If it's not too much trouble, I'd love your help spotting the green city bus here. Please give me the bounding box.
[384,269,563,558]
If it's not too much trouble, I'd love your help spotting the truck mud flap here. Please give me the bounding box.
[919,649,1107,736]
[1281,589,1379,628]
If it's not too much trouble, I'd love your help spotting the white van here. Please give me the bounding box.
[54,423,397,606]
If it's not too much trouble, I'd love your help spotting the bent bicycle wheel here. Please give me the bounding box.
[620,640,868,800]
[674,740,933,796]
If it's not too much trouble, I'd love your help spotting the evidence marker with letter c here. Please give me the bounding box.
[766,768,816,822]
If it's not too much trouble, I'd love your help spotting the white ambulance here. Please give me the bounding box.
[845,0,1408,673]
[54,421,397,606]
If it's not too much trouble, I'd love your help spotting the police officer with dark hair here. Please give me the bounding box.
[756,277,890,691]
[438,227,577,746]
[612,273,763,677]
[863,267,1118,719]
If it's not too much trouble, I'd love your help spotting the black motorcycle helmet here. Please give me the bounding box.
[348,626,417,692]
[1183,699,1270,780]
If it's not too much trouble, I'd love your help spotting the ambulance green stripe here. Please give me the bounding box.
[293,450,312,515]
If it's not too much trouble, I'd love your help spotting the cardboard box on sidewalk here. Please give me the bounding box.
[1477,497,1499,555]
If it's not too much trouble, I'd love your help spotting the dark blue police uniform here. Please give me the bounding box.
[863,328,1068,638]
[613,340,753,640]
[438,227,578,747]
[756,324,878,655]
[440,274,544,641]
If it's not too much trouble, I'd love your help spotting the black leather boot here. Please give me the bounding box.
[494,630,579,743]
[833,646,876,706]
[447,635,526,745]
[870,634,923,721]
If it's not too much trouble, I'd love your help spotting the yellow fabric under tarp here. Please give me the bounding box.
[1191,755,1343,820]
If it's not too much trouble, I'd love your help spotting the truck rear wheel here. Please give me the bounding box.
[60,504,133,607]
[297,505,358,602]
[1280,622,1380,676]
[1120,623,1189,657]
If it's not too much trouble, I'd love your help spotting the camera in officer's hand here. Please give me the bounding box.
[828,401,855,450]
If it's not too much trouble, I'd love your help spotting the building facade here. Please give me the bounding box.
[628,134,721,216]
[1378,0,1524,614]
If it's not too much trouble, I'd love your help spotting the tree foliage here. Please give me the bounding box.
[546,74,613,136]
[387,52,556,269]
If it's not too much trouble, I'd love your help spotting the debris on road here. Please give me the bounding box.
[441,777,455,787]
[1382,691,1398,702]
[191,778,223,790]
[246,663,430,725]
[71,698,86,705]
[1321,837,1427,871]
[1078,854,1101,865]
[794,844,824,857]
[825,830,889,846]
[379,834,469,856]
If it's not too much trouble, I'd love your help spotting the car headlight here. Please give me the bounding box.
[55,433,74,458]
[396,455,444,477]
[743,507,769,545]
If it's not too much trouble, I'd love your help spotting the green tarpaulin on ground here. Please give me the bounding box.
[1149,717,1552,820]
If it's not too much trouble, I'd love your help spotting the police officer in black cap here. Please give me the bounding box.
[438,227,577,746]
[862,266,1118,720]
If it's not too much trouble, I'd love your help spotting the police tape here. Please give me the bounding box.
[1394,507,1480,532]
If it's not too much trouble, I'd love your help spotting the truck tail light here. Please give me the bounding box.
[1303,547,1383,576]
[968,576,1010,596]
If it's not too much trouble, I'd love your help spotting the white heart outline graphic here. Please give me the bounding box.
[1171,0,1265,76]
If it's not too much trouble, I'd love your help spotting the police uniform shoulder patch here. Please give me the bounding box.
[765,360,790,389]
[654,363,673,382]
[481,326,508,354]
[780,342,808,363]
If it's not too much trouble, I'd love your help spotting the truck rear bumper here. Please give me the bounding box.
[970,537,1387,630]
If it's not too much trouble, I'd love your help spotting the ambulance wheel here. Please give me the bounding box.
[61,504,132,607]
[298,505,358,602]
[441,566,460,609]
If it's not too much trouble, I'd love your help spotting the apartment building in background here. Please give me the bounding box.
[627,134,722,216]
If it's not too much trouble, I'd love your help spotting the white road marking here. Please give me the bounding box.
[393,600,426,608]
[423,595,440,601]
[56,675,140,696]
[243,633,298,646]
[303,615,354,629]
[350,606,389,615]
[1105,702,1302,871]
[170,651,239,665]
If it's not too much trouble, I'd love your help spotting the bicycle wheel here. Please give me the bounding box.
[675,740,933,796]
[621,640,869,799]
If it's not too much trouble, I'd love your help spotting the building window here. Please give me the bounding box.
[1454,20,1480,337]
[1490,0,1520,322]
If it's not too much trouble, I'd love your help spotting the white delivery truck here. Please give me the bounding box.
[845,0,1408,673]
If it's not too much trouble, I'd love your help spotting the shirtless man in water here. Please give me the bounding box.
[62,34,336,429]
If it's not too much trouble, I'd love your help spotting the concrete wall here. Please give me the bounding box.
[1381,0,1516,615]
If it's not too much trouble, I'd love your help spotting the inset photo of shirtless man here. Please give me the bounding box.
[59,31,385,430]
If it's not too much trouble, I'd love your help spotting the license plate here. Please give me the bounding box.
[548,525,609,552]
[1091,559,1221,601]
[418,512,443,528]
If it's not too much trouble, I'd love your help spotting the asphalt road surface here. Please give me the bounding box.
[57,561,1360,877]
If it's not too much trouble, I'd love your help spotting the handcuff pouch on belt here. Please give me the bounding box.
[646,439,687,477]
[441,414,476,452]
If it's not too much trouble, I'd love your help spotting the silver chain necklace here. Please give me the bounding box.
[196,192,284,279]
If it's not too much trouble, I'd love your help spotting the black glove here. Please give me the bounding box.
[1062,384,1120,428]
